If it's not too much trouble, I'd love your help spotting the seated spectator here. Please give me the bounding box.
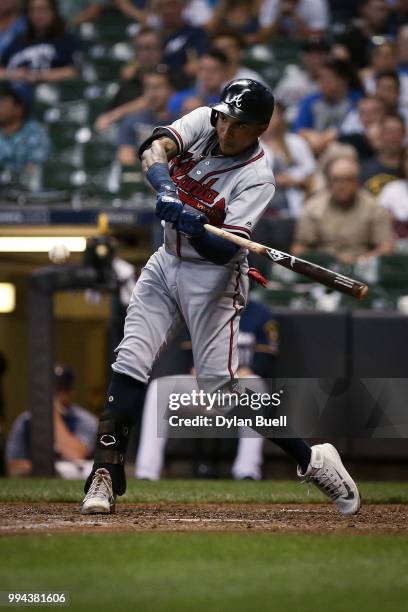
[154,0,208,83]
[0,0,26,58]
[6,365,98,479]
[294,58,362,156]
[361,114,406,195]
[211,30,266,84]
[375,70,408,130]
[339,95,386,160]
[95,28,181,131]
[275,38,328,124]
[60,0,108,27]
[207,0,262,40]
[312,141,358,194]
[360,40,398,95]
[336,0,393,69]
[0,81,50,173]
[262,102,316,217]
[0,0,80,84]
[378,147,408,238]
[292,157,394,264]
[255,0,329,44]
[117,69,174,165]
[115,27,165,99]
[168,49,228,117]
[397,25,408,109]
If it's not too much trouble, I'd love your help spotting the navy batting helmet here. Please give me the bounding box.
[210,79,275,127]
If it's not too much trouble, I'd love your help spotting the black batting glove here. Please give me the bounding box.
[156,190,183,224]
[176,211,208,239]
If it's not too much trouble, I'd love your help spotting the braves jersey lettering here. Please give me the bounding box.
[175,176,219,204]
[152,106,276,259]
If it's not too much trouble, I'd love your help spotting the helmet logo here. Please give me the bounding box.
[228,93,244,108]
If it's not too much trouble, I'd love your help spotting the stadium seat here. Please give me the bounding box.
[262,287,315,308]
[83,141,116,169]
[79,15,133,43]
[52,79,86,102]
[377,254,408,290]
[41,161,88,192]
[42,101,90,125]
[119,166,150,200]
[82,54,124,83]
[47,122,89,149]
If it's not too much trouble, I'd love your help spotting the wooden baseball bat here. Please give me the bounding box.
[204,224,368,300]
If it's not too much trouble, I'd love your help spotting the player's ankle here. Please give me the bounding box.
[85,464,126,496]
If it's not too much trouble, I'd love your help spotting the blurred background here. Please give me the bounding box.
[0,0,407,482]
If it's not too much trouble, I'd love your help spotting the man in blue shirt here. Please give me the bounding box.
[0,81,50,172]
[157,0,208,84]
[294,58,362,156]
[117,69,175,166]
[168,49,229,117]
[6,365,98,478]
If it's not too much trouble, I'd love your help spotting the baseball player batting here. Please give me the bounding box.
[81,79,360,516]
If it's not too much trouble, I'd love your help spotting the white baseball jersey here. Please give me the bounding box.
[152,106,276,260]
[112,106,276,389]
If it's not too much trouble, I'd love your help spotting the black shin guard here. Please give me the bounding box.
[85,411,130,495]
[85,372,146,496]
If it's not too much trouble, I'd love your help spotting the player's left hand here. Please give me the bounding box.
[156,191,183,223]
[176,211,208,239]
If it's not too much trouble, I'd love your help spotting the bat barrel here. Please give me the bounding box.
[353,283,369,300]
[293,258,368,299]
[204,225,369,300]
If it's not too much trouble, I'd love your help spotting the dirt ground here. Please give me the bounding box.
[1,503,407,536]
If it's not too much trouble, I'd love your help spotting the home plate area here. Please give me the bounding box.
[1,502,407,536]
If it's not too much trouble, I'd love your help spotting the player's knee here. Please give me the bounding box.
[104,372,147,422]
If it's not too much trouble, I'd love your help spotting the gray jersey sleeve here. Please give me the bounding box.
[151,106,214,154]
[223,181,276,239]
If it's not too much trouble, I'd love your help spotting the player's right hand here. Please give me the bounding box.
[156,191,183,224]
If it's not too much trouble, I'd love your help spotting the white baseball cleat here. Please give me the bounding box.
[298,443,361,515]
[81,468,116,514]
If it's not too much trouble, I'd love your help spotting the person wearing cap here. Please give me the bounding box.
[0,81,50,174]
[5,365,98,478]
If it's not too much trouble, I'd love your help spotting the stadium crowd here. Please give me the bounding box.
[0,0,407,264]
